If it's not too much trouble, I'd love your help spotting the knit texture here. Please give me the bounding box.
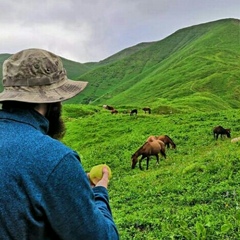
[0,108,119,240]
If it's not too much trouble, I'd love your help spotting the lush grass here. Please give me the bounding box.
[62,104,240,239]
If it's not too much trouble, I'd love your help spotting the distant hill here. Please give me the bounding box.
[71,18,240,113]
[0,18,239,113]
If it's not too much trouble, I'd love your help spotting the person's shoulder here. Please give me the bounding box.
[40,135,75,157]
[32,134,79,168]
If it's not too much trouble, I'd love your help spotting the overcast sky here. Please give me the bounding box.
[0,0,239,63]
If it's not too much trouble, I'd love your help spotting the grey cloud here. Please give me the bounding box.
[0,0,239,62]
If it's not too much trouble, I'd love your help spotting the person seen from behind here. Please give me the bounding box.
[0,48,119,239]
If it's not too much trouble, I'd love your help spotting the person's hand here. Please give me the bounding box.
[87,166,110,189]
[95,166,109,188]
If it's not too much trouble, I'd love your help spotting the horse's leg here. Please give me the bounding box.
[139,156,144,170]
[156,154,159,165]
[161,150,166,159]
[146,156,150,170]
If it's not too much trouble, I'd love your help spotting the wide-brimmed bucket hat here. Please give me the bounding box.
[0,48,88,103]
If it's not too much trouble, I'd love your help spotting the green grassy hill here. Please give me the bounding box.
[70,18,240,113]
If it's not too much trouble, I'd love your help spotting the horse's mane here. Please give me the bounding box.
[164,135,174,142]
[135,141,150,151]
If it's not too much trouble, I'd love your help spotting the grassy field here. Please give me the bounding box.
[0,18,239,239]
[62,104,240,239]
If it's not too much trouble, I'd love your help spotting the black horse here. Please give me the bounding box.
[130,109,138,116]
[213,126,231,140]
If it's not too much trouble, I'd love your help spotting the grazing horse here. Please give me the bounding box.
[130,109,138,116]
[213,126,231,140]
[131,139,166,170]
[111,109,118,114]
[142,107,151,114]
[103,105,115,111]
[147,135,176,149]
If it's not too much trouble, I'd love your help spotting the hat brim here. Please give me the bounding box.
[0,78,88,103]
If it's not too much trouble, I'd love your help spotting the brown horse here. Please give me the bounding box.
[131,139,166,170]
[142,107,151,114]
[103,105,115,111]
[213,126,231,140]
[147,135,176,149]
[111,109,118,114]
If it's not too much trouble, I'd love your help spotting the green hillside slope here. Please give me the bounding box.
[71,18,240,113]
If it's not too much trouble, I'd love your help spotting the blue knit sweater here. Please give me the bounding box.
[0,108,119,240]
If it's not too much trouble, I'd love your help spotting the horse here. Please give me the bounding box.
[111,109,118,114]
[130,109,138,116]
[213,126,231,140]
[131,139,166,170]
[103,105,115,111]
[142,107,151,114]
[147,135,176,149]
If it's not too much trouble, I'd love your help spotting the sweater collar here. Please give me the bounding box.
[0,108,49,134]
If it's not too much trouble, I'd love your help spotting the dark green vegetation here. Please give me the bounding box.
[62,104,240,239]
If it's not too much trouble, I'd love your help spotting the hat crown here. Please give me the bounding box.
[0,48,88,103]
[3,49,66,87]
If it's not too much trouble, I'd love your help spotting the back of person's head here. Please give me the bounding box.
[0,48,88,104]
[1,101,37,110]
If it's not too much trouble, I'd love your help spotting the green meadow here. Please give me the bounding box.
[62,104,240,239]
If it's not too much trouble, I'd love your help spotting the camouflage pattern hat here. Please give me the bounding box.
[0,48,88,103]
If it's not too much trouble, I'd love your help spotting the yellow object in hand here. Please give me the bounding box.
[89,164,112,185]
